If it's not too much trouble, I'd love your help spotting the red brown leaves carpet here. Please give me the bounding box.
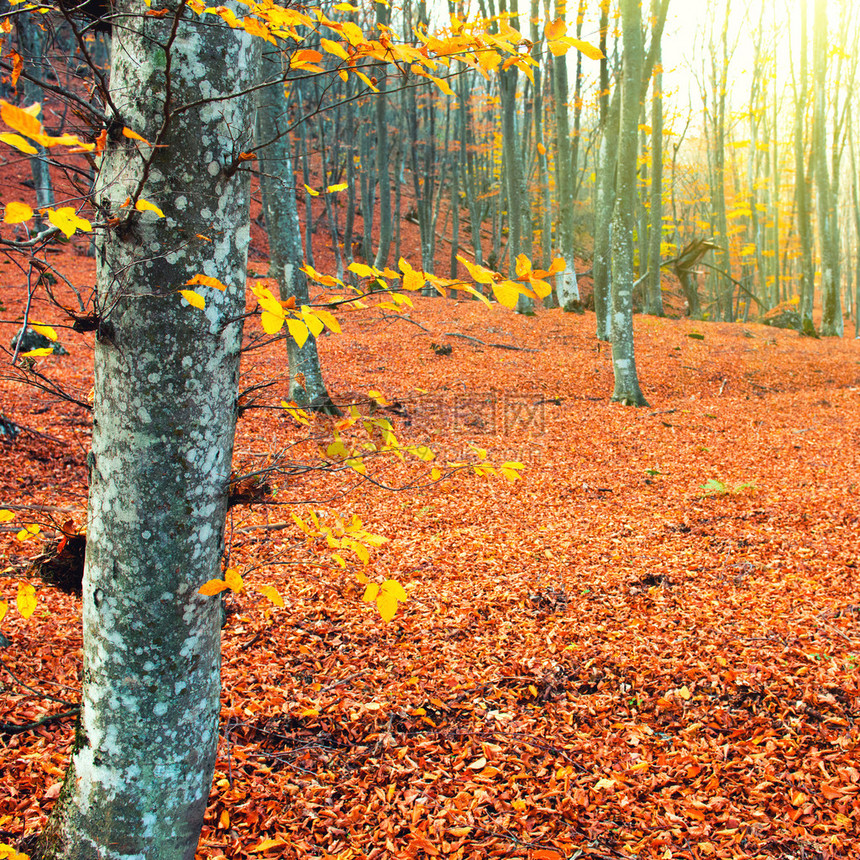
[1,271,859,859]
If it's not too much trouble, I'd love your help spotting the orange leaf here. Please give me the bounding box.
[122,126,151,145]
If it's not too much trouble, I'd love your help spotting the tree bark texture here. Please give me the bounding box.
[41,4,257,858]
[610,0,648,407]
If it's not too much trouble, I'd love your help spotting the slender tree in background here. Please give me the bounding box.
[812,0,842,335]
[644,0,664,316]
[39,3,258,857]
[550,0,580,306]
[610,0,648,406]
[372,0,393,269]
[257,44,338,414]
[791,0,817,324]
[15,10,54,227]
[591,0,614,340]
[707,0,733,321]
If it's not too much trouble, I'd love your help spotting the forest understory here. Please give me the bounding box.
[1,199,859,859]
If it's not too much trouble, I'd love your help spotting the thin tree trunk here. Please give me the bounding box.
[16,9,55,227]
[645,16,664,317]
[257,45,338,414]
[551,0,580,306]
[813,0,843,335]
[611,0,648,406]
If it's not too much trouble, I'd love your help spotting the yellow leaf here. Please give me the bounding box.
[16,523,40,541]
[368,389,389,406]
[300,264,340,287]
[528,684,538,697]
[300,707,319,717]
[22,347,54,357]
[310,307,341,333]
[544,17,566,40]
[224,567,243,593]
[515,254,532,279]
[261,309,285,335]
[332,553,346,567]
[198,578,229,595]
[281,401,310,425]
[249,839,288,853]
[376,590,398,622]
[0,99,42,138]
[678,685,692,700]
[491,280,521,309]
[243,15,275,43]
[381,579,407,602]
[363,582,380,603]
[547,256,566,276]
[4,200,33,224]
[0,131,37,154]
[300,305,325,338]
[303,183,319,196]
[135,198,165,217]
[257,585,284,607]
[568,37,604,60]
[16,582,36,619]
[355,71,379,92]
[0,601,6,624]
[0,510,14,523]
[122,126,151,145]
[460,283,491,306]
[594,776,616,791]
[186,273,227,291]
[347,540,370,564]
[29,323,57,341]
[179,289,205,309]
[457,254,496,285]
[286,317,309,348]
[46,206,92,238]
[326,182,348,193]
[349,261,376,278]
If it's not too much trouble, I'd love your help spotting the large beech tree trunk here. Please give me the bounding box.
[40,4,257,858]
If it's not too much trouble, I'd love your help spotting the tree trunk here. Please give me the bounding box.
[257,45,338,414]
[593,87,619,340]
[813,0,843,336]
[645,19,664,317]
[610,0,648,407]
[372,1,392,269]
[16,8,55,227]
[39,6,257,859]
[551,0,580,306]
[794,0,816,323]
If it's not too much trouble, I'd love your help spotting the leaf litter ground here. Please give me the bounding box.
[1,257,860,859]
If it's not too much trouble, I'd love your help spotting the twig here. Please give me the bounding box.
[0,503,81,513]
[0,707,80,736]
[443,332,538,353]
[380,313,431,333]
[0,654,79,707]
[0,419,66,445]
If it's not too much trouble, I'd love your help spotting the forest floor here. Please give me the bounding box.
[1,156,860,860]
